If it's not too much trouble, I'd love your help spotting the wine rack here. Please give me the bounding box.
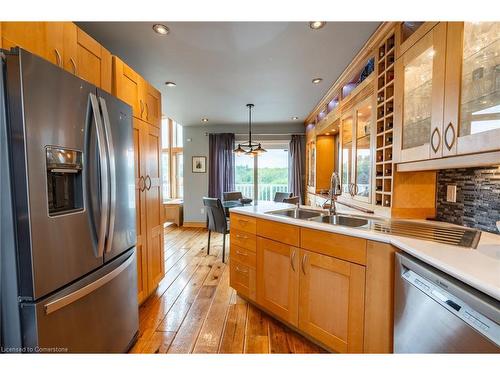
[375,32,395,208]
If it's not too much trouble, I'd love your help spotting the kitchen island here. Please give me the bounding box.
[228,201,500,353]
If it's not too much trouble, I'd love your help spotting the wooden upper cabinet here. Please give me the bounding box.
[63,24,112,92]
[393,22,447,163]
[113,56,141,115]
[113,56,161,126]
[141,80,161,126]
[1,22,65,67]
[298,249,366,353]
[256,237,299,326]
[443,22,500,157]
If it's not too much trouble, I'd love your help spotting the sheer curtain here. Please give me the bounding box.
[288,135,306,204]
[208,133,235,199]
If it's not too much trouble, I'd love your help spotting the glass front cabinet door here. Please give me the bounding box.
[443,22,500,156]
[340,97,373,203]
[394,22,447,163]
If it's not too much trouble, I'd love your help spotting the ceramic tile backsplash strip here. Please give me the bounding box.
[436,166,500,234]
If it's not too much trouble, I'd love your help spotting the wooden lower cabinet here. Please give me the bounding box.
[298,249,366,353]
[133,117,164,304]
[230,221,394,353]
[256,237,299,326]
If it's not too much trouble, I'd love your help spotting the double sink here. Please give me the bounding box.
[265,207,481,248]
[266,207,372,228]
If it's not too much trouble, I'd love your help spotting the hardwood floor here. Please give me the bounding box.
[130,225,326,354]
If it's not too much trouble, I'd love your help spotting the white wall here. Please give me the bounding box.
[182,123,305,223]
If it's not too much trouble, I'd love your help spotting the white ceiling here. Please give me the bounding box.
[78,22,380,127]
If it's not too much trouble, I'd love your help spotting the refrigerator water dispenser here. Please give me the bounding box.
[46,146,83,216]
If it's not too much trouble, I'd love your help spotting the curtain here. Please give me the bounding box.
[288,134,306,204]
[208,133,235,199]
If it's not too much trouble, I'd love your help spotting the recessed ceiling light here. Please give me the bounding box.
[309,21,326,30]
[201,118,209,122]
[312,78,323,84]
[153,24,169,35]
[165,81,176,87]
[292,116,299,120]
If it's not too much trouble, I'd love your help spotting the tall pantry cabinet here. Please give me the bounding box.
[113,56,164,304]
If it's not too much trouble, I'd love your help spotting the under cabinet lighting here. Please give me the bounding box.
[165,81,176,87]
[312,78,323,84]
[201,118,209,122]
[292,116,299,120]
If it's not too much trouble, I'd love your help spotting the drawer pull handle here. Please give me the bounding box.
[69,57,77,75]
[236,234,248,239]
[235,266,248,274]
[444,122,456,151]
[301,254,308,275]
[54,49,62,67]
[235,250,247,256]
[290,249,296,272]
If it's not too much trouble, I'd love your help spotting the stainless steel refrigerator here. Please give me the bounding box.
[0,48,138,353]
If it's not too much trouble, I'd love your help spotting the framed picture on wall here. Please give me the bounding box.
[192,156,207,173]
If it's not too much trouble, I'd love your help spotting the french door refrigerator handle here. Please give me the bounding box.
[99,97,116,254]
[44,252,135,315]
[89,93,109,258]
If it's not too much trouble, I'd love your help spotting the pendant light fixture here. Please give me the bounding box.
[233,104,267,156]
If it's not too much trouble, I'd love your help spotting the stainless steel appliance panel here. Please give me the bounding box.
[6,50,103,299]
[394,252,500,353]
[97,89,136,262]
[20,248,138,353]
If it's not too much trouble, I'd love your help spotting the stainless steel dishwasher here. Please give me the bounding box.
[394,252,500,353]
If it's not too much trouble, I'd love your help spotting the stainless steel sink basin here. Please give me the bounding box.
[309,214,370,228]
[267,208,324,220]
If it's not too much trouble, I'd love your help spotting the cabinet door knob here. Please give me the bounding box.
[69,57,77,75]
[145,103,149,120]
[431,127,441,154]
[54,49,62,67]
[444,122,456,151]
[140,100,144,117]
[290,249,296,272]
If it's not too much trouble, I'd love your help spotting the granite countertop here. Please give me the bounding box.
[230,201,500,301]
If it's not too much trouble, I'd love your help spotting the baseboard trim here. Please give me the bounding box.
[182,221,206,228]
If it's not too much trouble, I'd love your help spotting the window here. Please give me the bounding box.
[161,118,184,200]
[234,142,289,201]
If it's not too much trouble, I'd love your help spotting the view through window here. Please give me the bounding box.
[161,118,184,201]
[235,145,289,201]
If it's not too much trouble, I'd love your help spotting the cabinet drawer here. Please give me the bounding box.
[230,245,256,268]
[300,228,367,265]
[230,214,256,234]
[230,230,256,251]
[256,219,300,247]
[229,259,256,301]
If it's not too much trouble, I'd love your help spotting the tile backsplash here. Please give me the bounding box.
[436,166,500,234]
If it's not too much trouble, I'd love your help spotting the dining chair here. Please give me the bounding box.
[203,197,229,263]
[273,191,293,202]
[283,196,300,205]
[223,191,243,201]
